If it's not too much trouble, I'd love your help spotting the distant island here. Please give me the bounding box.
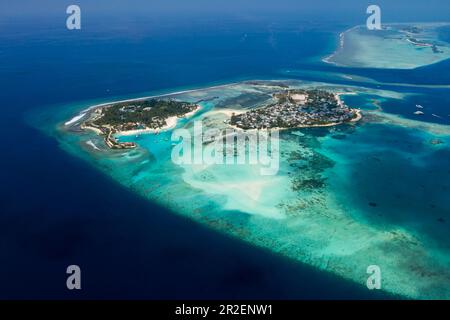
[230,89,361,130]
[80,99,199,149]
[324,23,450,69]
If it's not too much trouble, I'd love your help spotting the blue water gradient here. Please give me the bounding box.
[2,8,450,298]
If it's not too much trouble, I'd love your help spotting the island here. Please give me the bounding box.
[80,99,199,149]
[324,23,450,69]
[44,79,450,299]
[230,89,361,130]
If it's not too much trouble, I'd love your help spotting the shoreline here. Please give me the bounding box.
[70,79,292,119]
[227,91,362,132]
[322,22,450,69]
[322,25,359,66]
[64,79,349,128]
[67,82,363,140]
[52,79,450,299]
[79,84,238,114]
[114,116,178,137]
[228,109,362,133]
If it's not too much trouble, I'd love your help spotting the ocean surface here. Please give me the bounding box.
[1,11,450,299]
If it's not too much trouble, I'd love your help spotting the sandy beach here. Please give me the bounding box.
[322,25,359,65]
[115,105,202,136]
[181,105,202,118]
[115,116,179,136]
[351,109,363,122]
[65,113,87,126]
[207,108,245,118]
[79,83,238,114]
[80,123,103,135]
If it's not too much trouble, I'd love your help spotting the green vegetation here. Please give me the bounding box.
[93,99,197,129]
[81,98,197,149]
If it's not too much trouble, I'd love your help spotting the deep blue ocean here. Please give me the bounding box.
[1,7,450,299]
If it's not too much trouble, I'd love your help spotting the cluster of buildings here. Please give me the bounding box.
[230,89,358,130]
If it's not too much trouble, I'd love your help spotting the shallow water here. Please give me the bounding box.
[30,80,450,299]
[5,12,450,299]
[326,23,450,69]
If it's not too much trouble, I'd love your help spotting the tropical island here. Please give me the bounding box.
[80,98,199,149]
[49,79,450,299]
[230,89,361,130]
[324,23,450,69]
[75,88,361,149]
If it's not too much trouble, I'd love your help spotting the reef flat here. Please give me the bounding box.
[79,98,200,149]
[324,23,450,69]
[39,80,450,299]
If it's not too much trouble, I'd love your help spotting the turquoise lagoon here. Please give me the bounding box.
[31,79,450,299]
